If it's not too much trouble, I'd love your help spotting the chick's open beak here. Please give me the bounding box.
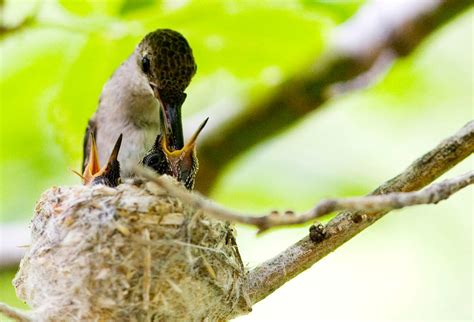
[76,133,123,187]
[94,134,122,179]
[161,117,209,179]
[185,117,209,149]
[80,133,101,184]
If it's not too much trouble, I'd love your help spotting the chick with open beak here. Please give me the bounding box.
[82,29,196,177]
[78,133,123,187]
[143,118,208,190]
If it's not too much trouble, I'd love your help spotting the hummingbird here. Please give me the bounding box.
[142,117,209,190]
[77,133,123,187]
[82,29,197,178]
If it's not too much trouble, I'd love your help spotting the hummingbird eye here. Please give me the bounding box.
[141,56,150,73]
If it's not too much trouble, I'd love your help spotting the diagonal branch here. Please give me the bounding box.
[192,0,473,193]
[139,169,473,231]
[246,120,474,304]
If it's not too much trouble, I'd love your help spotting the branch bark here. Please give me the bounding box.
[246,120,474,304]
[192,0,473,193]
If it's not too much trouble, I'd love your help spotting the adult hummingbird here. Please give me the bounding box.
[82,29,197,178]
[143,117,208,190]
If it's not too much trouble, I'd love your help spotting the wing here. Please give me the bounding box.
[82,118,98,172]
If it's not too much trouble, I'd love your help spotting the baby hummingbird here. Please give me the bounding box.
[143,117,209,190]
[77,133,123,187]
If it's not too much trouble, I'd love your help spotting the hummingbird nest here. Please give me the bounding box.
[13,177,251,321]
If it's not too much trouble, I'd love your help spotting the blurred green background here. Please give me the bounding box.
[0,0,472,321]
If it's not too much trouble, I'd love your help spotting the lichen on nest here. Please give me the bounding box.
[14,176,251,321]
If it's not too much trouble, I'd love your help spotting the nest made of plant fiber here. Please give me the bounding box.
[14,177,251,321]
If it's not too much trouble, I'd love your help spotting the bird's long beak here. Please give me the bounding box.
[162,102,184,151]
[151,85,185,151]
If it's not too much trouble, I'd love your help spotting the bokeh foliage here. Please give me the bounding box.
[0,0,472,320]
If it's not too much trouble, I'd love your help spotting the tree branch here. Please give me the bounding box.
[139,169,473,231]
[246,120,473,304]
[192,0,473,193]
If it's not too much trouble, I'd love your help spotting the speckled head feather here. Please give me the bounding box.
[137,29,197,94]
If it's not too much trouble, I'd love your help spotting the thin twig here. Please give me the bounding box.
[0,302,32,322]
[246,120,474,305]
[138,168,473,232]
[138,119,474,230]
[193,0,472,193]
